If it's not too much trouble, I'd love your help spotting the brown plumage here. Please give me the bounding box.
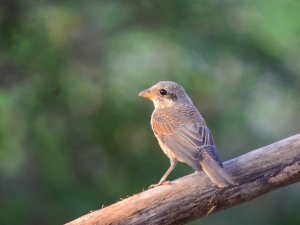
[139,81,237,188]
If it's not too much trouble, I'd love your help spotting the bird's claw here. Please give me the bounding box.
[148,181,172,189]
[148,184,159,189]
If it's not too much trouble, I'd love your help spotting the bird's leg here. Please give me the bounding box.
[158,160,176,184]
[149,160,177,189]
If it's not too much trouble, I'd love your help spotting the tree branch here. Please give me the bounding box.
[65,134,300,225]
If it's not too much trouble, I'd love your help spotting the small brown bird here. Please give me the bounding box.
[139,81,236,188]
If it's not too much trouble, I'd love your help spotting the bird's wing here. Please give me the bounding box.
[155,120,222,171]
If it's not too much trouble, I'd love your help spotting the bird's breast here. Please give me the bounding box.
[151,109,181,135]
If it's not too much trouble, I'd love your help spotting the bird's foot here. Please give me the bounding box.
[148,184,159,189]
[148,181,172,189]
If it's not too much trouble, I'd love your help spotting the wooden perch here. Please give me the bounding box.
[65,134,300,225]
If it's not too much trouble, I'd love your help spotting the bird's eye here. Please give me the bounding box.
[159,89,168,96]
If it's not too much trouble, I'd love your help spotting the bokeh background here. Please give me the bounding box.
[1,1,300,224]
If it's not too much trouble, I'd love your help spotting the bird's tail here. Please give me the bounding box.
[199,152,237,188]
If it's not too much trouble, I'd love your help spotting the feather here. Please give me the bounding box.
[152,105,236,187]
[200,152,237,188]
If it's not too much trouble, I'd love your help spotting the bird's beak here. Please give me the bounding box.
[138,89,156,99]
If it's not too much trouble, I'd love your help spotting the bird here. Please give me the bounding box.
[139,81,237,188]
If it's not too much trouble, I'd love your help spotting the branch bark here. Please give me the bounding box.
[65,134,300,225]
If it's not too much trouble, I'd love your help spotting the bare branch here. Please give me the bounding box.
[65,134,300,225]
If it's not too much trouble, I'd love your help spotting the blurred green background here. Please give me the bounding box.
[1,0,300,224]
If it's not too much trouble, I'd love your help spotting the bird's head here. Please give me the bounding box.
[139,81,192,108]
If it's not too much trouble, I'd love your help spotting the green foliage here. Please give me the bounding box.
[0,1,299,224]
